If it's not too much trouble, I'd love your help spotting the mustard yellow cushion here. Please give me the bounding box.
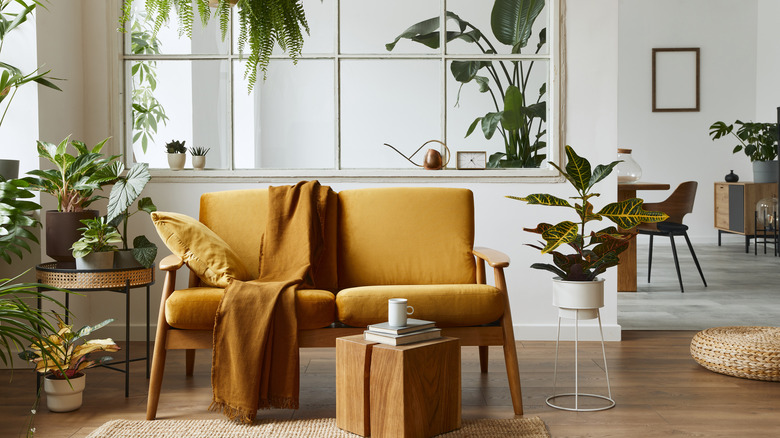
[337,188,476,288]
[151,211,252,288]
[336,284,504,328]
[165,287,336,331]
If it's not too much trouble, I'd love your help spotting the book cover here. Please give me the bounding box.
[363,327,442,346]
[367,318,436,335]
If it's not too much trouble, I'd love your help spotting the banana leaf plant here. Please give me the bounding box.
[387,0,548,168]
[507,145,669,281]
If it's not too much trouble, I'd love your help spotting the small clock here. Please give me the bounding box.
[456,151,487,170]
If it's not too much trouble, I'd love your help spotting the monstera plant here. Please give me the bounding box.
[508,145,669,282]
[387,0,548,168]
[120,0,309,91]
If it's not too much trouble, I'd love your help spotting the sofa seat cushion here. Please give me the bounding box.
[336,284,504,328]
[165,287,336,331]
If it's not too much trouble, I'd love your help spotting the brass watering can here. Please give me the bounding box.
[383,140,451,170]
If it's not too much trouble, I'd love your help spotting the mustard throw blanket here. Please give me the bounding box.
[210,181,330,423]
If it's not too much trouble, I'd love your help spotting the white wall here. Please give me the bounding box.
[755,0,780,121]
[618,0,761,243]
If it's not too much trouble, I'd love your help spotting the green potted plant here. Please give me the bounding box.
[507,145,668,316]
[165,139,186,170]
[23,136,119,261]
[709,120,779,183]
[104,162,158,268]
[120,0,308,91]
[18,315,119,412]
[0,0,61,179]
[188,146,210,170]
[71,217,122,270]
[387,0,547,168]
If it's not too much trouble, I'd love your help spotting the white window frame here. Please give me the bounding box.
[113,0,565,183]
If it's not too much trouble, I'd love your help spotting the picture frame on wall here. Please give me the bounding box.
[652,48,700,112]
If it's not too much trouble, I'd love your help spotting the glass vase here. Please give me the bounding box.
[616,149,642,183]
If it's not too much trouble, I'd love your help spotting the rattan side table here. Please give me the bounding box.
[35,262,155,397]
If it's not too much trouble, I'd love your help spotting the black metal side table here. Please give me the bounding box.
[35,262,155,397]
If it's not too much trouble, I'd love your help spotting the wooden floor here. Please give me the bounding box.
[2,331,779,437]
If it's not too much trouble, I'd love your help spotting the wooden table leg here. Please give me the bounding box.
[618,188,637,292]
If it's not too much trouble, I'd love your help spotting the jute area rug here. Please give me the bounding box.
[86,417,550,438]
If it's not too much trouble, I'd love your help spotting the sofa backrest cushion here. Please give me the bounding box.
[337,187,476,288]
[199,188,339,292]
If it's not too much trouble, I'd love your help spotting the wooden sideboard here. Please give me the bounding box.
[714,182,777,252]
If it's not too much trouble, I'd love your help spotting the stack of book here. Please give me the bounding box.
[363,318,441,346]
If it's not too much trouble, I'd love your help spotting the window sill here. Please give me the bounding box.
[147,168,563,184]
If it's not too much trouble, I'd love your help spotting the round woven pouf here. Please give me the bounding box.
[690,326,780,382]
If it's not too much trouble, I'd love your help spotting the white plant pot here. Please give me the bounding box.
[75,251,115,270]
[191,155,206,170]
[44,374,85,412]
[552,277,605,320]
[167,153,186,170]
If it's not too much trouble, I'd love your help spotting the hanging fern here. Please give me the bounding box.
[121,0,309,91]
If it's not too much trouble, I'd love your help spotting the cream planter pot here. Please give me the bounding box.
[167,153,186,170]
[44,374,85,412]
[191,155,206,170]
[75,251,115,270]
[552,277,605,320]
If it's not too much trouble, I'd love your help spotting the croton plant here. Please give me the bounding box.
[508,145,669,281]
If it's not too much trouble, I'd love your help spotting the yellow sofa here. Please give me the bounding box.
[146,187,523,419]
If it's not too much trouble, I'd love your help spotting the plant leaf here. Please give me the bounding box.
[491,0,546,50]
[508,194,572,208]
[598,198,669,230]
[132,235,157,268]
[563,145,591,192]
[540,221,579,253]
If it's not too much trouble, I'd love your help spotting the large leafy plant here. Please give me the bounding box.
[387,0,548,168]
[508,145,668,281]
[19,315,119,379]
[103,162,158,268]
[0,178,39,262]
[23,137,119,212]
[120,0,309,91]
[708,120,778,163]
[0,0,61,127]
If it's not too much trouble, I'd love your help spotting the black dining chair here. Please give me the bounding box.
[636,181,707,293]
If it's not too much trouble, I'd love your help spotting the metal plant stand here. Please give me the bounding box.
[546,308,616,412]
[35,262,155,397]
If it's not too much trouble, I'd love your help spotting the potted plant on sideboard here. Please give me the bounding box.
[105,162,157,268]
[18,316,119,412]
[507,145,668,316]
[71,218,122,270]
[164,140,186,170]
[23,137,119,261]
[0,0,61,180]
[709,120,779,183]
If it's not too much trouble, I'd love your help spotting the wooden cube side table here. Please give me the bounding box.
[370,337,461,438]
[336,335,376,436]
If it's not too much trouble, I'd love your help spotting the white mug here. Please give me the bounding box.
[388,298,414,327]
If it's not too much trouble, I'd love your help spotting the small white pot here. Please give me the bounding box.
[44,374,85,412]
[75,251,115,270]
[167,153,186,170]
[552,277,605,320]
[191,155,206,170]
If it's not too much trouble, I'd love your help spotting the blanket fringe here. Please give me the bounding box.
[258,396,299,410]
[209,400,256,425]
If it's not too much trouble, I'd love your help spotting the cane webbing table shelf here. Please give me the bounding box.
[691,326,780,382]
[35,262,155,397]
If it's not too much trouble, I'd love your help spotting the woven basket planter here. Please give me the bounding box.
[690,326,780,382]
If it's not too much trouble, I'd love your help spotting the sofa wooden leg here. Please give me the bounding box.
[146,325,168,420]
[479,346,489,373]
[186,349,195,376]
[502,336,523,415]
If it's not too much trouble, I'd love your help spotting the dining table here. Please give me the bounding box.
[617,182,671,292]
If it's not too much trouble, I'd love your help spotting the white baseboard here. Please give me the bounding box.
[513,323,622,341]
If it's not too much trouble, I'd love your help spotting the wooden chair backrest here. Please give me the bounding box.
[640,181,698,228]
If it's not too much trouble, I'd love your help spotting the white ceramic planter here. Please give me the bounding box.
[167,153,186,170]
[44,374,85,412]
[191,155,206,170]
[552,277,605,320]
[75,251,115,270]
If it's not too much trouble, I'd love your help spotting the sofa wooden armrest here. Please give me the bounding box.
[159,254,184,271]
[473,247,510,268]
